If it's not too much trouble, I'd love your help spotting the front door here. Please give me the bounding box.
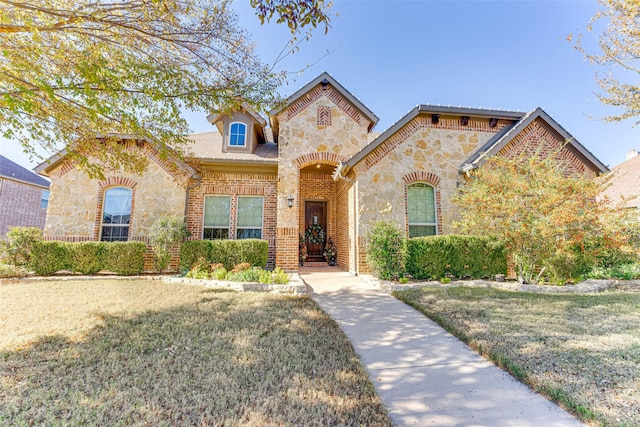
[304,201,327,262]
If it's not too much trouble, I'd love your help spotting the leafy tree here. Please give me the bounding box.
[572,0,640,124]
[453,147,634,284]
[149,216,190,271]
[0,0,331,178]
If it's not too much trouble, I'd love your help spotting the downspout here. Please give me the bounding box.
[334,162,359,275]
[184,173,202,225]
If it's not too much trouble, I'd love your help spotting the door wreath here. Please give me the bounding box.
[304,223,326,245]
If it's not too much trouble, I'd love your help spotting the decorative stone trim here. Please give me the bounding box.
[317,106,332,126]
[402,171,441,186]
[294,152,347,169]
[283,85,369,128]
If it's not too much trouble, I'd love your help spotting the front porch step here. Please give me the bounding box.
[302,262,331,267]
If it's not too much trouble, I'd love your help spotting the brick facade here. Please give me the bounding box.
[0,178,48,237]
[186,168,278,268]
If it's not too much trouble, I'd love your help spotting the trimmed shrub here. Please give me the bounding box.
[29,241,69,275]
[103,242,146,275]
[180,240,212,272]
[365,221,406,280]
[406,235,506,280]
[1,227,43,266]
[181,239,268,272]
[67,242,107,274]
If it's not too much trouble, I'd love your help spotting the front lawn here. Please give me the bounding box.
[394,286,640,427]
[0,279,391,426]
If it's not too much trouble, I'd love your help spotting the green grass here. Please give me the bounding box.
[0,279,391,426]
[394,286,640,427]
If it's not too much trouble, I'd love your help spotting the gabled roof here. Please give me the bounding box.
[344,104,524,171]
[600,152,640,208]
[0,154,49,188]
[34,134,195,178]
[461,107,608,174]
[206,104,268,144]
[270,72,379,141]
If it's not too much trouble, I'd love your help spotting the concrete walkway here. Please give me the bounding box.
[300,268,584,427]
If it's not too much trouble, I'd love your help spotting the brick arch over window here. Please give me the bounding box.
[294,152,347,169]
[94,177,138,241]
[403,172,443,235]
[402,171,441,187]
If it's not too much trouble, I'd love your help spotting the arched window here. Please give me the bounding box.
[229,122,247,147]
[101,187,132,241]
[407,183,437,237]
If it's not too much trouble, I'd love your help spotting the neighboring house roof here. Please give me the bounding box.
[186,131,278,166]
[0,154,49,188]
[343,104,524,171]
[600,152,640,209]
[270,72,380,141]
[461,107,608,174]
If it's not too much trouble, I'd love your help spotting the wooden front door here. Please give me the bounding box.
[304,201,327,262]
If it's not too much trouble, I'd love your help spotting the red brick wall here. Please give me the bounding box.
[186,169,278,268]
[498,118,597,178]
[335,178,352,271]
[0,178,48,237]
[299,172,337,241]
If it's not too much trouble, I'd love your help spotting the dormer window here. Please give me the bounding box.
[229,122,247,147]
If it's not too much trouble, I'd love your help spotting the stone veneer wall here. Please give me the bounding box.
[185,168,278,268]
[43,144,190,271]
[354,115,506,240]
[275,85,372,270]
[0,178,48,237]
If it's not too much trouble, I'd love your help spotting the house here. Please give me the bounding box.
[600,149,640,209]
[0,154,50,237]
[35,72,608,273]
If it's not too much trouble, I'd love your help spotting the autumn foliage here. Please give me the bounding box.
[453,148,636,284]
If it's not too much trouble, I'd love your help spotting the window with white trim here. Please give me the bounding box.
[407,183,437,237]
[101,187,132,241]
[236,196,263,239]
[229,122,247,147]
[203,195,230,239]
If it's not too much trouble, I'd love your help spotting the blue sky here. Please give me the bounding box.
[2,0,638,171]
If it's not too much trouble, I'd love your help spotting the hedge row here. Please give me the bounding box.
[180,239,268,271]
[29,241,146,276]
[406,235,506,280]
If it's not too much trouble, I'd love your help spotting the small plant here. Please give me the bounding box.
[0,263,29,278]
[323,237,337,265]
[1,226,43,266]
[299,235,307,265]
[398,277,409,284]
[440,277,451,284]
[230,262,251,273]
[366,221,406,280]
[149,216,190,271]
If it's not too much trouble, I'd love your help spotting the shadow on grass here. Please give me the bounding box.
[394,286,640,427]
[1,291,391,426]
